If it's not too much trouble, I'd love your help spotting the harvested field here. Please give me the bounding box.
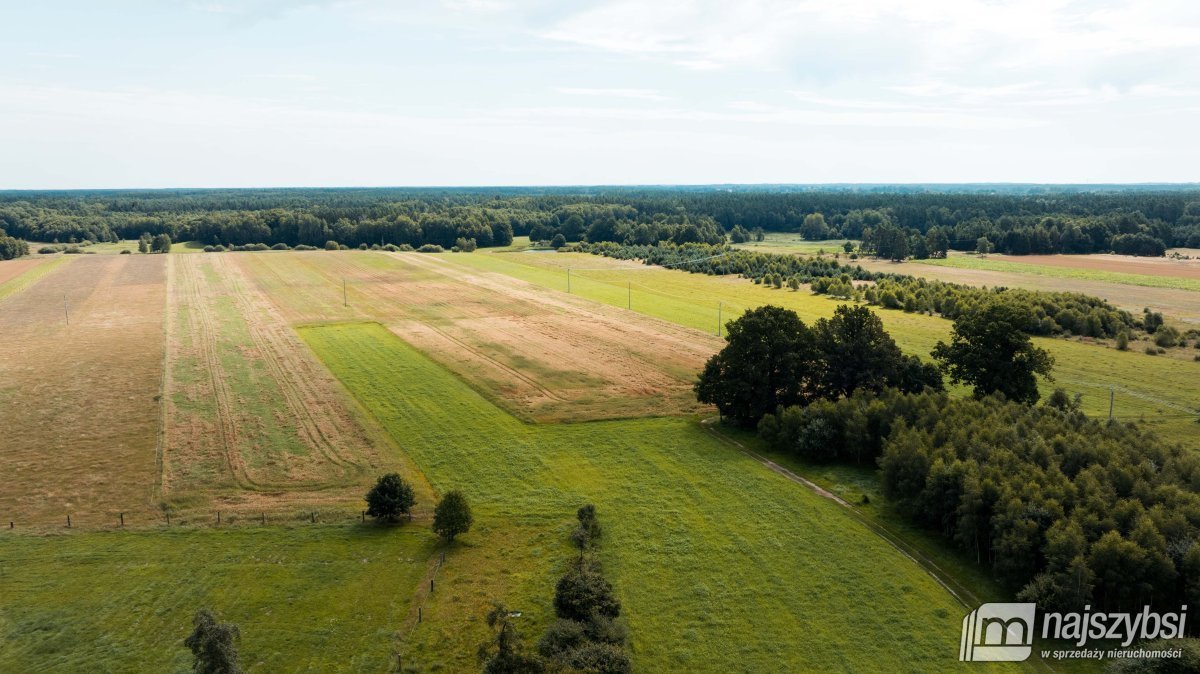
[992,252,1200,279]
[0,256,69,302]
[240,251,721,422]
[0,255,165,527]
[163,254,416,516]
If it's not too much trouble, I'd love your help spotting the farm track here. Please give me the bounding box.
[173,254,249,489]
[223,255,362,475]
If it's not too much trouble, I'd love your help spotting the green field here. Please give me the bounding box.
[299,322,1010,673]
[733,233,858,255]
[442,250,1200,443]
[921,254,1200,292]
[0,525,437,673]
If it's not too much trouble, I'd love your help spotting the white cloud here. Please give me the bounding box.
[557,88,670,101]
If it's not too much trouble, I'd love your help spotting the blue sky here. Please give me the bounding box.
[3,0,1199,188]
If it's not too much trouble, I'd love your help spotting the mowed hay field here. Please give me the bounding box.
[0,255,166,525]
[237,250,719,422]
[163,254,423,518]
[441,249,1200,444]
[301,322,1008,673]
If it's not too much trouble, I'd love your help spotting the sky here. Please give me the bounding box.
[2,0,1199,188]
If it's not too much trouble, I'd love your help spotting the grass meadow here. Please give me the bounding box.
[299,322,1016,673]
[0,525,438,673]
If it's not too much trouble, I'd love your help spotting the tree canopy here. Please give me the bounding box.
[932,301,1055,404]
[364,473,415,522]
[695,306,820,426]
[432,490,473,542]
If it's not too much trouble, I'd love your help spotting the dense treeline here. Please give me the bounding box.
[585,242,1156,341]
[2,185,1199,255]
[760,389,1200,614]
[696,305,943,426]
[0,228,29,260]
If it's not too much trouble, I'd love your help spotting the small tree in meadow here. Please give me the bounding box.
[184,608,243,674]
[365,473,415,522]
[433,490,473,542]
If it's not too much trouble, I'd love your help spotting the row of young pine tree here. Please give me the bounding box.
[585,241,1186,344]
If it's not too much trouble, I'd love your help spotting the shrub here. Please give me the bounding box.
[566,642,632,674]
[1154,326,1180,348]
[271,243,290,250]
[370,243,381,250]
[38,246,57,254]
[358,243,368,250]
[293,244,317,251]
[203,245,216,252]
[417,244,444,253]
[325,240,339,251]
[119,249,132,254]
[553,567,621,622]
[455,237,478,252]
[551,233,566,249]
[184,608,243,674]
[1145,345,1158,355]
[1115,331,1129,351]
[536,619,587,659]
[397,244,414,251]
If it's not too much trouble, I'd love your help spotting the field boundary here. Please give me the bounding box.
[0,256,71,304]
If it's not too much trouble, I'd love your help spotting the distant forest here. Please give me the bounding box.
[2,185,1200,257]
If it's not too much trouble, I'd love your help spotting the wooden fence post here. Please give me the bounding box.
[67,514,71,528]
[119,512,124,527]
